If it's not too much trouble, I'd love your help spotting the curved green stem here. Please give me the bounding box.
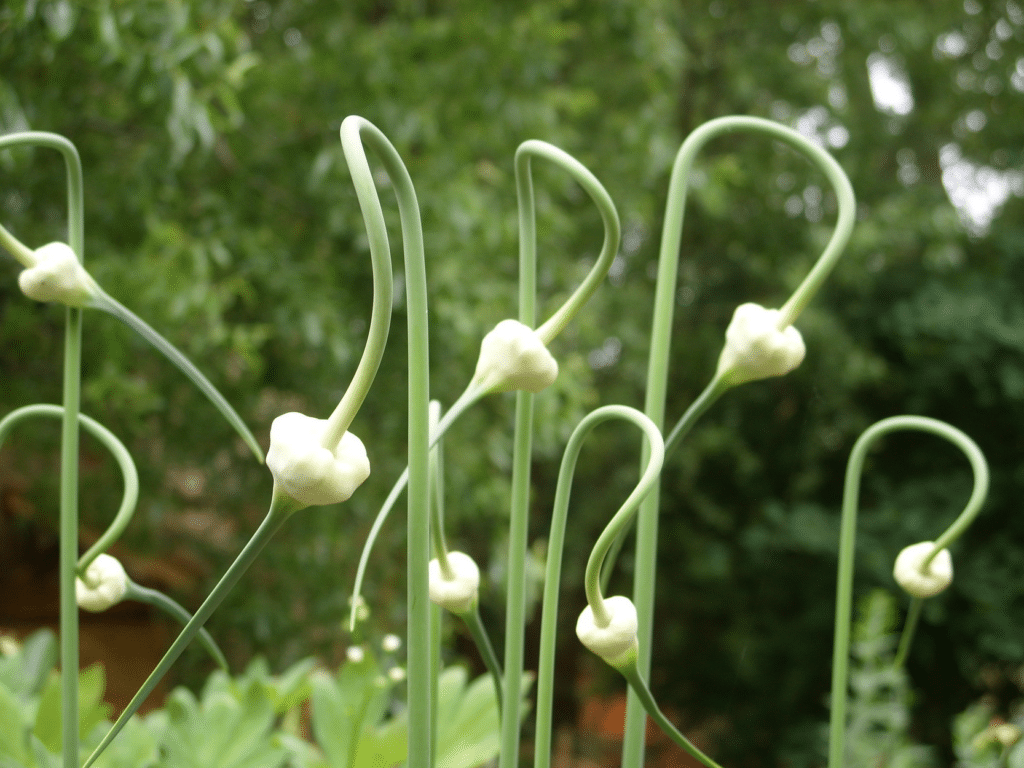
[2,131,87,768]
[0,404,140,574]
[534,405,663,768]
[427,401,453,575]
[620,662,724,768]
[0,220,35,266]
[123,580,229,672]
[827,415,989,768]
[88,290,263,463]
[513,141,621,346]
[892,597,923,670]
[625,116,855,768]
[338,116,432,768]
[461,607,504,716]
[83,492,300,768]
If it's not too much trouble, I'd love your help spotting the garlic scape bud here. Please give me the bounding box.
[576,595,639,671]
[893,541,953,598]
[428,551,481,614]
[76,553,130,612]
[470,319,559,395]
[266,412,370,509]
[18,241,99,308]
[714,302,806,387]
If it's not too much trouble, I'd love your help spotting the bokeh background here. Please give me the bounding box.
[2,0,1023,765]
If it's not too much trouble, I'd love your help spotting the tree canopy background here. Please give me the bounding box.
[1,0,1023,765]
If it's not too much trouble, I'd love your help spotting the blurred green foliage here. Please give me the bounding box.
[2,0,1024,765]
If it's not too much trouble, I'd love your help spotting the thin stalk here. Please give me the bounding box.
[534,406,663,768]
[339,116,431,768]
[124,581,229,671]
[625,116,855,768]
[89,290,264,463]
[827,415,989,768]
[83,493,300,768]
[892,598,923,670]
[620,663,724,768]
[462,608,503,714]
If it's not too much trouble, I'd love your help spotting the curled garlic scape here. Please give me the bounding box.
[266,412,371,508]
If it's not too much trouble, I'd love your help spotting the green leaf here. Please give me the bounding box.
[0,682,30,765]
[31,666,111,755]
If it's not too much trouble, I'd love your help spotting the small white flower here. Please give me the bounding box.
[18,242,98,307]
[76,554,129,612]
[576,595,639,669]
[346,645,366,663]
[428,551,480,614]
[893,541,953,598]
[266,412,370,508]
[388,666,407,683]
[714,303,806,386]
[381,633,402,653]
[471,319,559,394]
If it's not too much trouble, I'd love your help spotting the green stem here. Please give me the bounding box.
[827,415,989,768]
[892,597,923,670]
[625,116,855,768]
[620,662,724,768]
[462,608,504,716]
[89,289,263,464]
[124,581,229,672]
[534,405,663,768]
[2,131,88,768]
[83,493,299,768]
[338,116,432,768]
[0,220,35,266]
[512,141,620,346]
[427,401,453,575]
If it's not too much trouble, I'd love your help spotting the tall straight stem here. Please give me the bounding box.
[499,146,540,768]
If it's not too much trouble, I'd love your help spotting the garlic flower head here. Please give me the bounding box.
[76,554,129,612]
[893,541,953,598]
[266,412,370,508]
[428,551,480,614]
[471,319,559,394]
[576,595,639,670]
[714,303,806,387]
[18,242,98,307]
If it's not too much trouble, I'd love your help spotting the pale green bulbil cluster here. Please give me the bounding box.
[471,318,559,395]
[428,551,481,615]
[75,553,129,612]
[575,595,639,670]
[714,302,806,387]
[893,541,953,598]
[18,241,98,307]
[266,411,371,509]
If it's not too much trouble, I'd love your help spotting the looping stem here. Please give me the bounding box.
[827,415,989,768]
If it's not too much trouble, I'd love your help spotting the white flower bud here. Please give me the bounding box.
[266,412,370,507]
[893,541,953,598]
[471,319,559,394]
[576,595,639,669]
[715,303,805,386]
[18,242,98,307]
[76,554,129,612]
[428,551,480,614]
